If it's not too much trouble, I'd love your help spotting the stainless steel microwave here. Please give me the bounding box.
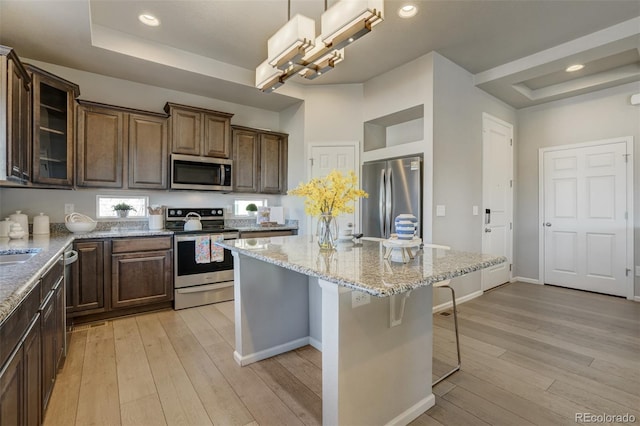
[170,154,233,191]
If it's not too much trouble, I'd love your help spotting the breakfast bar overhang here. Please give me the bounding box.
[217,236,506,425]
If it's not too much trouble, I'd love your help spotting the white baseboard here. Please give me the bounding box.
[233,336,310,366]
[511,276,541,284]
[634,296,640,303]
[432,290,482,314]
[384,394,435,426]
[309,337,322,352]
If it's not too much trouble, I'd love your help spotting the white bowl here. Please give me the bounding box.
[65,221,97,233]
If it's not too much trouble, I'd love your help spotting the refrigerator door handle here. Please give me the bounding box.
[379,169,386,237]
[386,167,393,237]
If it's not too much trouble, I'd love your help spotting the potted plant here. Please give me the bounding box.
[245,203,258,216]
[112,202,136,218]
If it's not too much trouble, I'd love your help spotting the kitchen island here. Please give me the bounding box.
[217,236,505,425]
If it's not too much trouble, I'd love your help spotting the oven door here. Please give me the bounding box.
[174,233,235,288]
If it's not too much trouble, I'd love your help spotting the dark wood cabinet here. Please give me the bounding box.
[1,46,31,183]
[232,126,288,194]
[68,240,106,315]
[165,103,232,158]
[232,128,259,192]
[76,102,124,188]
[128,113,168,189]
[27,64,80,187]
[77,101,168,189]
[0,280,41,426]
[40,291,55,412]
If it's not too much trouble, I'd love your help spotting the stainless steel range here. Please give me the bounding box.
[165,207,238,310]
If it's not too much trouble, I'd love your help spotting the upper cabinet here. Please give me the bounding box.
[27,64,80,187]
[232,126,288,194]
[76,101,168,189]
[164,103,233,158]
[1,46,31,183]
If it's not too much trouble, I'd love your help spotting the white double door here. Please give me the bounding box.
[542,140,629,297]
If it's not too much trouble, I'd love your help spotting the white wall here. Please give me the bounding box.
[431,53,516,304]
[515,81,640,296]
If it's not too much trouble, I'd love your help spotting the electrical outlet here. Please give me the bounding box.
[352,291,370,308]
[64,204,74,214]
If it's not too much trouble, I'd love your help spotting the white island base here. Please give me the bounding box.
[232,253,435,425]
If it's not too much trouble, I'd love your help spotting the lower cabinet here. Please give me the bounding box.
[0,334,25,426]
[68,236,173,322]
[40,290,56,412]
[68,240,106,315]
[111,250,173,309]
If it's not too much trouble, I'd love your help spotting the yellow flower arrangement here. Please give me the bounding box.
[288,170,368,216]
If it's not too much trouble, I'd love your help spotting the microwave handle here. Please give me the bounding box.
[220,165,226,187]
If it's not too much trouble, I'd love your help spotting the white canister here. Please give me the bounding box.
[148,214,164,230]
[9,211,28,236]
[33,213,50,235]
[0,218,12,238]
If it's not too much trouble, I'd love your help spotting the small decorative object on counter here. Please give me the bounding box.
[246,203,258,216]
[0,219,12,238]
[8,222,26,239]
[147,205,164,230]
[288,170,368,250]
[112,202,136,218]
[65,213,98,233]
[257,206,271,224]
[33,213,50,235]
[9,211,28,236]
[394,214,418,240]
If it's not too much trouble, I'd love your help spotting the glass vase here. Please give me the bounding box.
[316,214,338,250]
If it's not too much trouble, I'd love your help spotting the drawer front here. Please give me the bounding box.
[41,257,64,299]
[0,281,41,368]
[112,236,172,254]
[240,230,295,238]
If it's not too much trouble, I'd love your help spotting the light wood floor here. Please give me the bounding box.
[43,282,640,426]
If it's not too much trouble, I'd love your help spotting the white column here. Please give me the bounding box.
[319,280,435,425]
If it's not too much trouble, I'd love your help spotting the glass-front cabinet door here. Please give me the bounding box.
[28,65,80,186]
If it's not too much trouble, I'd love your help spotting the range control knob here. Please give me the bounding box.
[168,210,175,216]
[177,210,182,216]
[217,209,223,215]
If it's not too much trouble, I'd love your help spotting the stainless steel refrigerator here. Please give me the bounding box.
[361,156,422,239]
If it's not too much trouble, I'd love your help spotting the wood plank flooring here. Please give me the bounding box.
[44,282,640,425]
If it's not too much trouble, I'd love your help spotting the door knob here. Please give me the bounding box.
[544,222,552,227]
[484,228,492,233]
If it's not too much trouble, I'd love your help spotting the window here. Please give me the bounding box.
[234,199,267,216]
[96,195,149,219]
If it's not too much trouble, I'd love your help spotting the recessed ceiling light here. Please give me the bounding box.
[565,64,584,72]
[398,4,418,18]
[138,14,160,27]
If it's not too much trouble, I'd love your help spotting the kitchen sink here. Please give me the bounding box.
[0,248,42,265]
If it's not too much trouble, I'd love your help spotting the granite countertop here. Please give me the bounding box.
[217,235,506,297]
[0,228,175,326]
[236,225,299,233]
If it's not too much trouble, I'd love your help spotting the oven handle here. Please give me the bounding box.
[175,233,238,242]
[176,282,234,294]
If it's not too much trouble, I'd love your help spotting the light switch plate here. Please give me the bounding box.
[352,291,370,308]
[436,205,446,217]
[472,206,479,216]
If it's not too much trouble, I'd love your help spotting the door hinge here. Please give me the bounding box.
[509,264,512,272]
[510,180,513,188]
[510,139,513,146]
[510,222,512,230]
[309,158,314,167]
[623,154,630,163]
[626,268,631,277]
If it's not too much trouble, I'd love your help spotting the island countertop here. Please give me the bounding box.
[217,235,506,297]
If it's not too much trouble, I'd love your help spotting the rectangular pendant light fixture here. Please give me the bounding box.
[255,0,384,92]
[321,0,383,49]
[268,14,316,70]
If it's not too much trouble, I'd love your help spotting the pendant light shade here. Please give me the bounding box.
[321,0,383,49]
[268,14,316,70]
[256,59,284,92]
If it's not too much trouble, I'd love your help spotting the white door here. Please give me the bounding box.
[543,142,628,297]
[308,143,359,233]
[482,114,513,291]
